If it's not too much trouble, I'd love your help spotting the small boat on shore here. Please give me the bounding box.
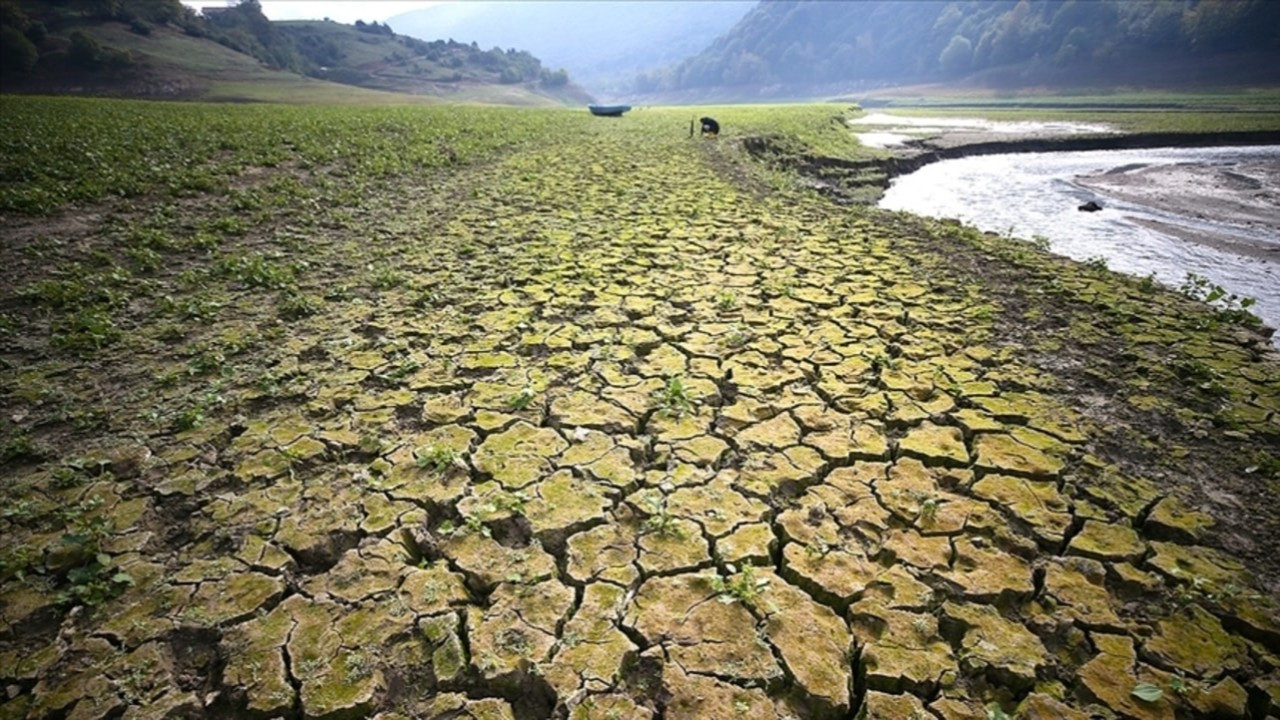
[589,105,631,117]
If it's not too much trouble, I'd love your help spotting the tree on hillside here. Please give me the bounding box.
[938,34,972,76]
[206,0,303,71]
[0,2,38,74]
[0,24,37,73]
[539,67,568,87]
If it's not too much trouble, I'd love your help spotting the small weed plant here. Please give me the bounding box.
[1178,273,1260,327]
[708,564,769,604]
[654,376,694,418]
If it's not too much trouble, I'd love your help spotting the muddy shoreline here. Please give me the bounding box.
[887,129,1280,185]
[745,129,1280,206]
[1074,158,1280,262]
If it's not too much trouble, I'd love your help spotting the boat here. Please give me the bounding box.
[588,105,631,117]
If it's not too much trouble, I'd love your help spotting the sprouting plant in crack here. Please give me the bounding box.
[708,563,769,605]
[868,353,896,375]
[723,324,752,349]
[716,291,738,311]
[1172,573,1260,610]
[386,357,422,382]
[559,631,584,650]
[1131,682,1164,703]
[640,495,682,538]
[985,706,1013,720]
[1176,358,1228,398]
[509,385,536,411]
[1169,672,1202,698]
[804,538,832,562]
[487,490,528,517]
[56,508,135,608]
[117,657,157,702]
[410,289,435,308]
[278,289,320,319]
[415,445,460,474]
[462,513,491,538]
[654,376,695,418]
[344,652,373,683]
[497,628,532,657]
[918,496,941,525]
[298,657,325,678]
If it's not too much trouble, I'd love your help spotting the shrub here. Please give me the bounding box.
[68,30,102,66]
[25,19,45,45]
[0,25,37,73]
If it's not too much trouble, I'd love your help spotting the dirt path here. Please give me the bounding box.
[2,113,1280,720]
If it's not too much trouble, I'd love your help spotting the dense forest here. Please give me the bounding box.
[643,0,1280,92]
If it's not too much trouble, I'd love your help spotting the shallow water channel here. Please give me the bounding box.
[880,145,1280,341]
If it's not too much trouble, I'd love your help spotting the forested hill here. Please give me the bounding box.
[0,0,590,105]
[646,0,1280,95]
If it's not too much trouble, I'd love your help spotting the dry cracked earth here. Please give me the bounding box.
[3,112,1280,720]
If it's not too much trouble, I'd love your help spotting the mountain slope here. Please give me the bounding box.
[387,0,754,96]
[0,0,590,105]
[273,20,592,105]
[656,0,1280,98]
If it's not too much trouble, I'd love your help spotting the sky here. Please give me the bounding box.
[182,1,441,24]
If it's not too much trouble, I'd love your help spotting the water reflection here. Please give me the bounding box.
[880,145,1280,341]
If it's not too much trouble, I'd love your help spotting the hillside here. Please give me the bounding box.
[387,0,754,97]
[0,0,591,105]
[650,0,1280,99]
[272,20,592,105]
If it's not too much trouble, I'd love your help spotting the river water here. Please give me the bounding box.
[879,145,1280,340]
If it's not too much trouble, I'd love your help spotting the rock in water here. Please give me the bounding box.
[1078,200,1103,212]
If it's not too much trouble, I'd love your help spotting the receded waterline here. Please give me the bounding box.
[879,144,1280,342]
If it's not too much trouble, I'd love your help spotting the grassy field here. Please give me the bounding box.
[851,87,1280,133]
[2,95,1280,719]
[859,85,1280,108]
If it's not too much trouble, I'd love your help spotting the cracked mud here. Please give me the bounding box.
[2,99,1280,719]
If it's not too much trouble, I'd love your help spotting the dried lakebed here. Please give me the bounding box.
[2,100,1280,720]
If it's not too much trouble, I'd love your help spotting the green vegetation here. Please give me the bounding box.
[653,376,695,418]
[707,564,769,605]
[862,101,1280,135]
[0,96,563,214]
[1178,272,1261,328]
[1131,682,1165,703]
[415,446,460,474]
[1,0,587,105]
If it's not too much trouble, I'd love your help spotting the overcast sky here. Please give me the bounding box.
[182,1,440,24]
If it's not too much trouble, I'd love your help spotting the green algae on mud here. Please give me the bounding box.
[2,96,1280,719]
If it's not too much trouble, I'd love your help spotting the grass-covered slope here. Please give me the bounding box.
[0,0,589,105]
[1,96,1279,719]
[272,20,592,106]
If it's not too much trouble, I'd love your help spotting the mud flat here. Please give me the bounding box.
[1077,159,1280,261]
